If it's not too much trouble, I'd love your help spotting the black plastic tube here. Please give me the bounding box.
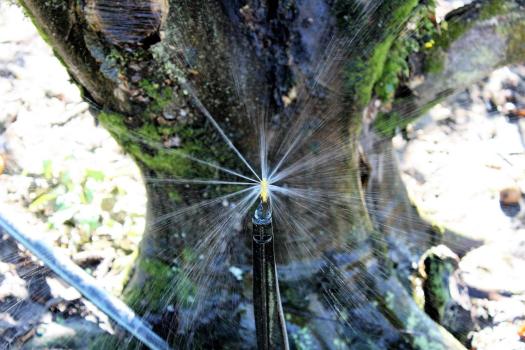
[252,202,289,350]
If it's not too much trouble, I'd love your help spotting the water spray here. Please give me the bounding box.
[252,180,289,350]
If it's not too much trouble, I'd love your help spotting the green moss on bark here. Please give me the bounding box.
[374,37,418,102]
[139,80,173,114]
[505,21,525,63]
[374,3,439,101]
[341,0,419,108]
[374,94,445,137]
[373,111,407,137]
[479,0,507,20]
[124,258,174,312]
[97,106,222,181]
[347,39,396,107]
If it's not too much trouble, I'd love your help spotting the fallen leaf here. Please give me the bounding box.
[518,322,525,339]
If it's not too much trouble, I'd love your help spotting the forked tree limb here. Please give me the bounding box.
[374,0,525,135]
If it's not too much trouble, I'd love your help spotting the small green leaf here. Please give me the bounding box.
[60,172,74,191]
[29,191,57,211]
[85,169,105,182]
[42,160,53,180]
[82,187,94,204]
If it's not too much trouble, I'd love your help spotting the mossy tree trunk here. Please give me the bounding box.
[18,0,525,349]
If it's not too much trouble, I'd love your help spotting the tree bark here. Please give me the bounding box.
[17,0,525,349]
[373,0,525,135]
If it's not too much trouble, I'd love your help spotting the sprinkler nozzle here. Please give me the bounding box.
[252,200,289,350]
[254,201,270,223]
[260,178,269,203]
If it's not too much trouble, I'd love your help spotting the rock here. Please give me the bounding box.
[499,187,523,217]
[46,277,82,302]
[0,264,28,300]
[500,187,522,205]
[471,321,525,350]
[163,135,181,148]
[460,241,525,296]
[419,245,474,344]
[21,318,105,349]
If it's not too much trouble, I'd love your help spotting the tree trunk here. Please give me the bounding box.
[17,0,525,349]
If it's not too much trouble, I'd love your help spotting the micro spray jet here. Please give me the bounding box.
[252,178,290,350]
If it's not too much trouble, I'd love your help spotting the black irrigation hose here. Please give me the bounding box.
[252,201,289,350]
[0,207,172,350]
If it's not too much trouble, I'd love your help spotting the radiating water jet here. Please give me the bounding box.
[175,77,262,182]
[144,177,255,186]
[102,122,259,183]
